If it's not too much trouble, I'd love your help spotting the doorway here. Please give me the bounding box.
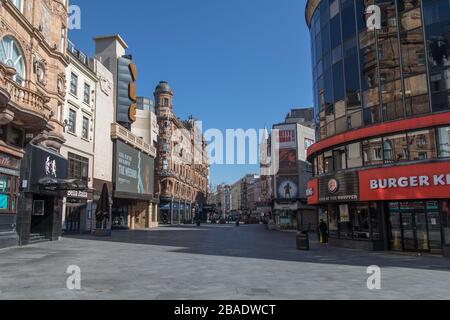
[388,201,443,254]
[30,195,54,238]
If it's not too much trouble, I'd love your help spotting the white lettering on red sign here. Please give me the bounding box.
[370,174,450,190]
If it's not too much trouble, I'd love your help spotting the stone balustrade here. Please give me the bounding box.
[0,63,52,120]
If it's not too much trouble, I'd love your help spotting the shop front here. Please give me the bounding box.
[159,199,195,225]
[0,151,21,248]
[17,144,68,245]
[308,162,450,256]
[112,141,156,230]
[63,188,94,234]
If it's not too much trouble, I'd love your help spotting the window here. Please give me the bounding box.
[333,147,347,171]
[82,116,89,140]
[67,109,76,134]
[317,153,324,175]
[443,201,450,246]
[70,73,78,95]
[330,15,342,49]
[330,0,340,19]
[408,129,437,161]
[423,0,450,112]
[83,83,91,104]
[162,160,169,171]
[60,27,66,53]
[347,142,363,168]
[363,138,383,166]
[400,28,426,76]
[0,36,25,86]
[333,61,345,102]
[68,153,89,184]
[324,150,334,173]
[382,80,404,121]
[11,0,23,12]
[351,204,370,240]
[0,175,18,212]
[341,0,356,40]
[383,134,408,163]
[8,126,24,148]
[438,126,450,157]
[164,98,169,107]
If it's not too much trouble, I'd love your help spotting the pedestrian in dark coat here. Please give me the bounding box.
[319,219,329,244]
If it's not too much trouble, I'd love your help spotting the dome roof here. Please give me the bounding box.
[154,81,173,95]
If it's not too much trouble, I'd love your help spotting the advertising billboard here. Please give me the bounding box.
[277,176,299,200]
[274,124,297,149]
[279,148,298,174]
[114,141,154,196]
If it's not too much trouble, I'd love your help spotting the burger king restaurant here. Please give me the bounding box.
[307,162,450,257]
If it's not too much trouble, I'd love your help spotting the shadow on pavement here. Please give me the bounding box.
[65,224,450,272]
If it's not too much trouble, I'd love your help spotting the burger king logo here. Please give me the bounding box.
[328,179,339,194]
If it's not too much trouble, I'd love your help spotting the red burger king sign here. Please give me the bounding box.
[359,162,450,201]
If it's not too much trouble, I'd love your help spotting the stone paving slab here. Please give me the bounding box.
[0,225,449,300]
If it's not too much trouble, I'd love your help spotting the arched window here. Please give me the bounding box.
[0,36,25,86]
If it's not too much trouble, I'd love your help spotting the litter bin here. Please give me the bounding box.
[196,220,201,227]
[296,232,310,251]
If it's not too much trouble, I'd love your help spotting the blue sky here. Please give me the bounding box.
[69,0,313,186]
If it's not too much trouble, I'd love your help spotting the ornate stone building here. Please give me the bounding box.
[154,81,209,224]
[0,0,69,248]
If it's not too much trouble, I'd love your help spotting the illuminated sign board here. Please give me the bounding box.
[117,56,138,129]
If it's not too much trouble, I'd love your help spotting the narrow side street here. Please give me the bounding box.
[1,225,449,300]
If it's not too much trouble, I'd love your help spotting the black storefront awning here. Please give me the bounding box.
[39,178,88,192]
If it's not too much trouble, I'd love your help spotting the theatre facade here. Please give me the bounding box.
[305,0,450,256]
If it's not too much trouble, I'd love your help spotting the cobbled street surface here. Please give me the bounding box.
[1,224,450,300]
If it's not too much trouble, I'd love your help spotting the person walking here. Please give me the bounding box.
[319,219,329,244]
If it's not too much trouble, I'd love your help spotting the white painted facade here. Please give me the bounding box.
[92,59,114,186]
[61,44,97,233]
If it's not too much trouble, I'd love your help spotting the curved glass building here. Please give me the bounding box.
[305,0,450,255]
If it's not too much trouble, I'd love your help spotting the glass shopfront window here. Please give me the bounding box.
[0,174,18,212]
[363,138,384,166]
[407,129,437,161]
[442,200,450,246]
[388,201,444,254]
[437,126,450,158]
[320,202,382,242]
[324,151,334,173]
[339,204,352,239]
[351,203,371,240]
[333,147,347,171]
[328,205,339,238]
[383,133,408,163]
[346,142,363,168]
